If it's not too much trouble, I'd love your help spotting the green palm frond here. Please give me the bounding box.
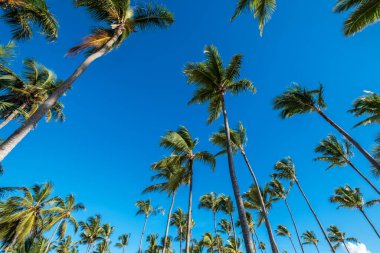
[349,91,380,127]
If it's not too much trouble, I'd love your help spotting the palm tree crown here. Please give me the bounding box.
[330,185,379,210]
[314,135,353,169]
[327,225,358,251]
[349,91,380,127]
[301,231,319,246]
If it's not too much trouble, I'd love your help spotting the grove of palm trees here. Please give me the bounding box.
[0,0,379,253]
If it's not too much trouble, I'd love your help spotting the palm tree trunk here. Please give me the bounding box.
[0,103,26,130]
[294,179,335,252]
[346,159,380,194]
[240,148,279,253]
[314,244,320,253]
[0,26,125,162]
[316,109,380,171]
[185,160,193,253]
[180,228,183,253]
[44,219,64,253]
[359,208,380,238]
[343,241,350,253]
[213,212,221,253]
[86,243,92,253]
[289,237,298,253]
[230,213,238,252]
[221,96,255,253]
[139,216,148,253]
[284,199,304,253]
[251,231,257,253]
[254,231,263,253]
[163,192,176,253]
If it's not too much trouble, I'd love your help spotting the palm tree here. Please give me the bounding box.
[333,0,380,35]
[145,234,160,253]
[79,215,105,253]
[273,157,335,252]
[327,225,358,253]
[0,182,56,253]
[302,231,320,253]
[115,234,130,253]
[170,208,187,253]
[136,200,164,253]
[330,185,380,238]
[236,212,260,253]
[349,91,380,127]
[273,83,380,171]
[268,179,304,253]
[0,0,58,41]
[154,126,215,253]
[224,237,242,253]
[0,42,15,65]
[275,225,297,253]
[230,0,276,36]
[94,241,109,253]
[143,164,187,253]
[43,194,85,253]
[219,196,238,246]
[53,236,78,253]
[373,135,380,177]
[200,233,220,253]
[160,236,173,253]
[100,224,114,252]
[259,242,266,253]
[314,135,379,194]
[211,122,278,252]
[0,0,174,161]
[185,45,258,253]
[218,219,233,237]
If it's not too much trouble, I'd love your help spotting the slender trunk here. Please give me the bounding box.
[213,211,221,253]
[0,103,26,130]
[185,160,193,253]
[86,243,92,253]
[221,96,255,253]
[314,244,320,253]
[294,179,335,252]
[44,219,64,253]
[289,237,298,253]
[240,148,278,253]
[122,247,125,253]
[346,159,380,195]
[316,109,380,171]
[180,228,183,253]
[343,241,350,253]
[254,232,263,253]
[230,213,238,252]
[138,216,148,253]
[163,192,176,253]
[0,26,125,161]
[284,199,304,253]
[359,208,380,238]
[251,231,257,253]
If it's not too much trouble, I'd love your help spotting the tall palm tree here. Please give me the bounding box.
[219,196,238,246]
[43,194,85,253]
[143,164,187,253]
[268,179,304,253]
[224,237,242,253]
[154,126,215,253]
[273,83,380,171]
[170,208,187,253]
[314,134,379,194]
[333,0,380,35]
[200,232,220,253]
[330,185,380,238]
[160,236,173,253]
[349,91,380,127]
[211,122,278,252]
[115,234,130,253]
[230,0,276,36]
[236,212,260,253]
[100,224,114,252]
[327,225,358,253]
[53,235,78,253]
[218,219,233,237]
[185,45,258,253]
[136,200,164,253]
[94,240,109,253]
[273,157,335,252]
[275,225,297,253]
[0,0,58,41]
[79,215,105,253]
[0,0,174,161]
[145,234,160,253]
[301,231,320,253]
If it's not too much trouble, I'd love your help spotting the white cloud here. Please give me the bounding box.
[346,242,371,253]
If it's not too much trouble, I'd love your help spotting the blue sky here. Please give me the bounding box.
[1,0,379,252]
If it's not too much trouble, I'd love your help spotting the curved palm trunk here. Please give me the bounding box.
[221,97,255,253]
[288,237,298,253]
[346,159,380,195]
[185,161,193,253]
[240,148,278,253]
[163,192,176,253]
[44,219,64,253]
[359,208,380,238]
[314,244,320,253]
[139,216,149,253]
[230,214,238,252]
[284,199,304,253]
[294,179,335,252]
[0,26,125,161]
[343,241,350,253]
[316,109,380,171]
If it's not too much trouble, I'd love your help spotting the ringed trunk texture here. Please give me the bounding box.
[138,216,148,253]
[185,160,193,253]
[163,192,176,253]
[284,198,305,253]
[0,26,125,161]
[44,219,64,253]
[221,97,255,253]
[294,179,335,252]
[346,159,380,195]
[240,148,279,253]
[359,209,380,238]
[316,109,380,171]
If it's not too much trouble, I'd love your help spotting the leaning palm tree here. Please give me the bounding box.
[314,134,379,194]
[273,157,335,252]
[333,0,380,35]
[230,0,276,36]
[330,185,380,238]
[0,0,58,41]
[170,208,187,253]
[268,179,304,253]
[349,91,380,127]
[211,122,278,252]
[273,83,380,171]
[219,195,238,246]
[154,126,215,253]
[43,194,85,253]
[136,200,164,253]
[327,225,358,253]
[79,215,105,253]
[275,225,297,253]
[0,0,174,161]
[302,231,320,253]
[115,234,130,253]
[143,164,187,253]
[185,45,258,253]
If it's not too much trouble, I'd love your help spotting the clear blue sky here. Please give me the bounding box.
[1,0,379,252]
